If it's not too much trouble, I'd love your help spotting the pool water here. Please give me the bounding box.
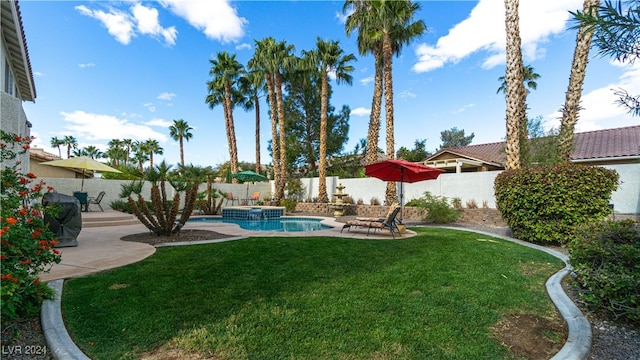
[188,217,332,232]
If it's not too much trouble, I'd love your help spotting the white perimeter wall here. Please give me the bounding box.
[40,163,638,215]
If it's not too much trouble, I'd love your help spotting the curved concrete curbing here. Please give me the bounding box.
[438,227,591,360]
[41,279,91,360]
[41,227,592,359]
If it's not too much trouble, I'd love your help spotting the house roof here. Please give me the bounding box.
[427,125,640,166]
[1,0,36,101]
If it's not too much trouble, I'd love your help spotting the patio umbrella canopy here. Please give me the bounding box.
[40,157,122,191]
[365,159,445,222]
[231,170,268,202]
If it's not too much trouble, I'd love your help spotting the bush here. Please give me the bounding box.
[494,164,618,244]
[1,131,61,322]
[109,199,132,213]
[281,198,297,213]
[407,192,460,224]
[568,220,640,323]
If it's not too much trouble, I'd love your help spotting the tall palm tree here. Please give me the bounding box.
[558,0,600,162]
[251,38,281,197]
[50,136,64,158]
[251,38,296,202]
[131,140,149,173]
[62,135,78,159]
[344,0,384,166]
[302,37,356,203]
[206,51,244,182]
[143,139,163,168]
[238,68,266,174]
[345,0,426,204]
[169,119,193,167]
[107,139,125,166]
[503,0,527,170]
[122,138,133,165]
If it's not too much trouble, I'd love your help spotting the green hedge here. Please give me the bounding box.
[568,220,640,323]
[494,164,618,244]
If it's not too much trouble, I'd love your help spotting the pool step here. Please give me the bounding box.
[81,211,140,228]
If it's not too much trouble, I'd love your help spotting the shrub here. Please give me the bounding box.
[407,192,460,224]
[370,197,380,206]
[452,198,462,209]
[109,199,132,213]
[465,199,478,209]
[1,131,61,322]
[356,198,364,205]
[568,220,640,323]
[494,164,618,244]
[281,198,297,213]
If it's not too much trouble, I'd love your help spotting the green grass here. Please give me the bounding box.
[61,228,563,359]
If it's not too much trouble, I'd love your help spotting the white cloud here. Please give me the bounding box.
[159,0,246,43]
[360,76,374,85]
[350,107,371,117]
[412,0,583,73]
[235,43,251,51]
[398,90,416,99]
[157,92,176,101]
[131,3,178,46]
[143,103,156,113]
[546,62,640,131]
[59,110,167,142]
[76,5,136,45]
[78,63,95,68]
[452,103,475,114]
[144,118,173,127]
[34,71,44,77]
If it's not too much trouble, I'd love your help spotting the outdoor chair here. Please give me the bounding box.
[248,191,260,205]
[341,205,401,239]
[225,192,239,206]
[87,191,106,212]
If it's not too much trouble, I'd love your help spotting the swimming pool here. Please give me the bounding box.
[188,217,332,232]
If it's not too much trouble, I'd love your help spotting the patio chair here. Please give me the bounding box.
[87,191,106,212]
[225,192,239,206]
[248,191,260,205]
[341,205,401,239]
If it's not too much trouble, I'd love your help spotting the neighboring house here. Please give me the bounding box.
[425,125,640,173]
[29,147,89,179]
[1,0,36,171]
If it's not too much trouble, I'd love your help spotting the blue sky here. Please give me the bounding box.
[21,0,639,168]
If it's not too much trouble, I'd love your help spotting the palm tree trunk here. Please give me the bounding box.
[503,0,526,170]
[266,75,280,201]
[559,0,599,162]
[318,70,330,203]
[383,34,397,205]
[365,53,383,165]
[276,71,287,202]
[179,137,184,167]
[254,93,261,174]
[224,80,239,182]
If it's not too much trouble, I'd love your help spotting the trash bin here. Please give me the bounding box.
[43,193,82,247]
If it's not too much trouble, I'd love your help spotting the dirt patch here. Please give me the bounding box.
[492,313,567,360]
[139,347,218,360]
[121,230,233,246]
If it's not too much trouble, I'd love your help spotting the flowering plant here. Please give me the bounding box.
[1,130,61,322]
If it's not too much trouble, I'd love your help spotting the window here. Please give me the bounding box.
[4,60,15,96]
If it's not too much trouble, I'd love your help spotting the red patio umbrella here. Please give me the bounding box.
[365,159,445,222]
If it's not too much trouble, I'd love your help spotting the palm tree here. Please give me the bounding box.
[251,38,296,202]
[83,145,103,159]
[122,138,133,165]
[302,37,356,203]
[169,119,193,167]
[206,51,244,181]
[559,0,600,162]
[503,0,527,170]
[62,135,78,159]
[107,139,125,166]
[238,68,266,174]
[497,64,540,94]
[344,0,384,166]
[50,137,64,158]
[143,138,163,168]
[345,0,426,204]
[131,140,149,173]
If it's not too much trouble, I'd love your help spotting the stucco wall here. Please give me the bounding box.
[1,92,31,170]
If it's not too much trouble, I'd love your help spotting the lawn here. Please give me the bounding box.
[62,227,564,359]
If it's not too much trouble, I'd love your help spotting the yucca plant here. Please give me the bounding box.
[119,161,199,236]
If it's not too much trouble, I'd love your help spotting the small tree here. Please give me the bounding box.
[119,161,199,236]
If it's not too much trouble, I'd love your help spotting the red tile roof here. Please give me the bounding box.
[428,125,640,165]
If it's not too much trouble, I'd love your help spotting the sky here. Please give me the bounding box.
[20,0,639,168]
